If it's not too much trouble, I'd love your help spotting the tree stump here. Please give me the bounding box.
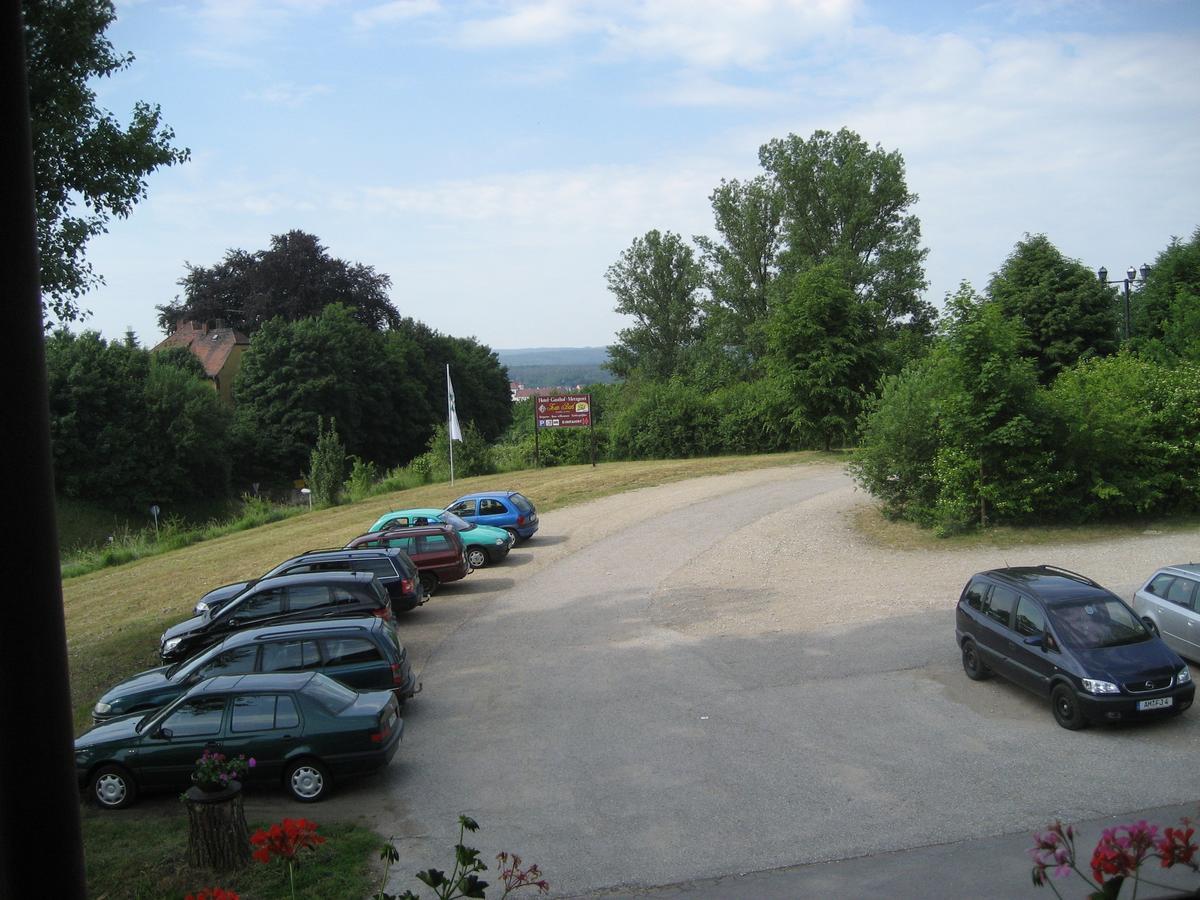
[183,782,251,870]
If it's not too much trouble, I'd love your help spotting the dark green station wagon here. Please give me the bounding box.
[93,618,418,724]
[76,671,403,808]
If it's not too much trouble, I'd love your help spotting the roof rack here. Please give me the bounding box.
[1039,564,1101,587]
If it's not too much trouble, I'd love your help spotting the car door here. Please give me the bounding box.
[220,586,287,635]
[1163,575,1200,660]
[219,693,303,784]
[1006,595,1058,695]
[134,695,228,788]
[448,499,477,519]
[476,497,509,525]
[976,584,1019,677]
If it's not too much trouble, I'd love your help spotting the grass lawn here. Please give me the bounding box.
[81,808,381,898]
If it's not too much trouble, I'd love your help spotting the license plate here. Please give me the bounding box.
[1137,697,1173,711]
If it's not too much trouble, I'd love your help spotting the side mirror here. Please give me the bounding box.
[1023,634,1044,648]
[151,726,173,740]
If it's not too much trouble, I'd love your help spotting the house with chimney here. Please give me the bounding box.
[153,320,251,405]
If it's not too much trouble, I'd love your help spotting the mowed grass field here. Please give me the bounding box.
[64,452,830,731]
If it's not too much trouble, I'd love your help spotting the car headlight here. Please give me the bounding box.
[1082,678,1120,695]
[162,637,181,653]
[1179,666,1192,685]
[94,701,113,715]
[494,538,505,546]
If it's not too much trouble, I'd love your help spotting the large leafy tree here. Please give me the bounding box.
[24,0,189,324]
[758,127,933,355]
[987,234,1118,383]
[1131,227,1200,364]
[157,231,401,335]
[605,229,704,379]
[765,261,879,451]
[694,175,783,362]
[46,331,231,507]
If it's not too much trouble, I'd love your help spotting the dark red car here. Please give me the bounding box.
[345,525,469,596]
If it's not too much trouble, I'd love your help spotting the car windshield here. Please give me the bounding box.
[302,673,358,714]
[439,511,474,531]
[1048,599,1151,650]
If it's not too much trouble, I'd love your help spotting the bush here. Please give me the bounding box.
[307,418,347,506]
[344,457,380,503]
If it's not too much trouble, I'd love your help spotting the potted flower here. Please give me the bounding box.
[191,750,255,794]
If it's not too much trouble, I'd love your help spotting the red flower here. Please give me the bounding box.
[185,889,239,900]
[1090,821,1159,884]
[1156,821,1198,868]
[250,818,326,865]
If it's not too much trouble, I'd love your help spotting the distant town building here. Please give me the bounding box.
[153,320,250,405]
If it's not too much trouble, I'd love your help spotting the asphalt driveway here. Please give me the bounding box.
[238,463,1200,897]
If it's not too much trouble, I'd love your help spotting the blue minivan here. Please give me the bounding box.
[955,565,1193,729]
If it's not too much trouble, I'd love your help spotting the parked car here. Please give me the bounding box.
[1132,564,1200,661]
[446,491,539,542]
[77,671,403,808]
[193,548,424,618]
[368,508,512,569]
[94,617,418,723]
[955,565,1193,730]
[345,525,469,597]
[160,571,394,663]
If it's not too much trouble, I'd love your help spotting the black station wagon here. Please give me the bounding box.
[955,565,1194,729]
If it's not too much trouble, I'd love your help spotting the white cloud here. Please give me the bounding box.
[352,0,441,31]
[458,0,599,47]
[243,82,334,107]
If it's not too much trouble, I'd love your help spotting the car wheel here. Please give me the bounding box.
[505,528,520,544]
[419,572,439,596]
[465,547,488,569]
[286,758,331,802]
[961,641,991,681]
[1051,684,1089,730]
[91,764,137,810]
[1143,618,1160,637]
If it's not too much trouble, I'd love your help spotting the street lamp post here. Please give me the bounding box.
[1097,263,1150,341]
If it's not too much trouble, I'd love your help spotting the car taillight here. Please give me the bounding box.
[371,706,396,743]
[517,514,525,525]
[401,577,414,594]
[372,605,393,622]
[391,662,404,686]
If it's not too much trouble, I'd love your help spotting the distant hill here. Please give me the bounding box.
[496,347,618,388]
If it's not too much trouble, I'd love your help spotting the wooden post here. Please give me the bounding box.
[183,782,251,870]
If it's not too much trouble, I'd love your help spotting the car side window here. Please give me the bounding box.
[1166,577,1197,609]
[162,697,225,736]
[276,695,300,728]
[358,559,397,578]
[1014,597,1046,637]
[1147,573,1175,597]
[230,694,278,733]
[962,579,988,611]
[386,537,415,554]
[479,499,506,515]
[238,588,285,620]
[287,585,332,611]
[983,586,1017,628]
[198,646,258,678]
[450,500,476,516]
[261,639,322,672]
[313,561,350,573]
[417,535,449,552]
[323,637,382,665]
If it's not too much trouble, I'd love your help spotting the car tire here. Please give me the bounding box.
[285,758,331,802]
[419,572,438,596]
[1051,684,1089,730]
[961,640,991,681]
[1143,618,1160,637]
[91,764,137,810]
[505,528,520,544]
[465,547,488,569]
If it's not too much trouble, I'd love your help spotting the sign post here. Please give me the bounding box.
[534,393,595,467]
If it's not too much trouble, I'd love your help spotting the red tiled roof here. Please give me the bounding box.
[152,321,250,378]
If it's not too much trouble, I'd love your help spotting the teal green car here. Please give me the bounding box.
[368,508,512,569]
[76,671,402,808]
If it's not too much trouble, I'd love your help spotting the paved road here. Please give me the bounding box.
[238,463,1199,897]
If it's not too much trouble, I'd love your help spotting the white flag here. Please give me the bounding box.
[446,364,463,442]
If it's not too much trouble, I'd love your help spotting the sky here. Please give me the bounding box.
[71,0,1200,351]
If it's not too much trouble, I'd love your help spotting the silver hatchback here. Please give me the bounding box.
[1132,564,1200,661]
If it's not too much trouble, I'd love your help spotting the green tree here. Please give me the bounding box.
[24,0,189,324]
[1131,227,1200,363]
[765,261,878,451]
[230,305,409,485]
[307,417,347,506]
[157,231,401,334]
[987,234,1118,383]
[758,127,933,360]
[694,175,783,362]
[605,230,704,379]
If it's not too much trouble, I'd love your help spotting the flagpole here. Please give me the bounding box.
[447,364,455,486]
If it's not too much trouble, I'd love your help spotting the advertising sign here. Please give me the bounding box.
[536,394,591,428]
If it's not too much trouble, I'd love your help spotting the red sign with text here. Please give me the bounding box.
[536,394,591,428]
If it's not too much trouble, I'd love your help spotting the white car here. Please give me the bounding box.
[1132,564,1200,661]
